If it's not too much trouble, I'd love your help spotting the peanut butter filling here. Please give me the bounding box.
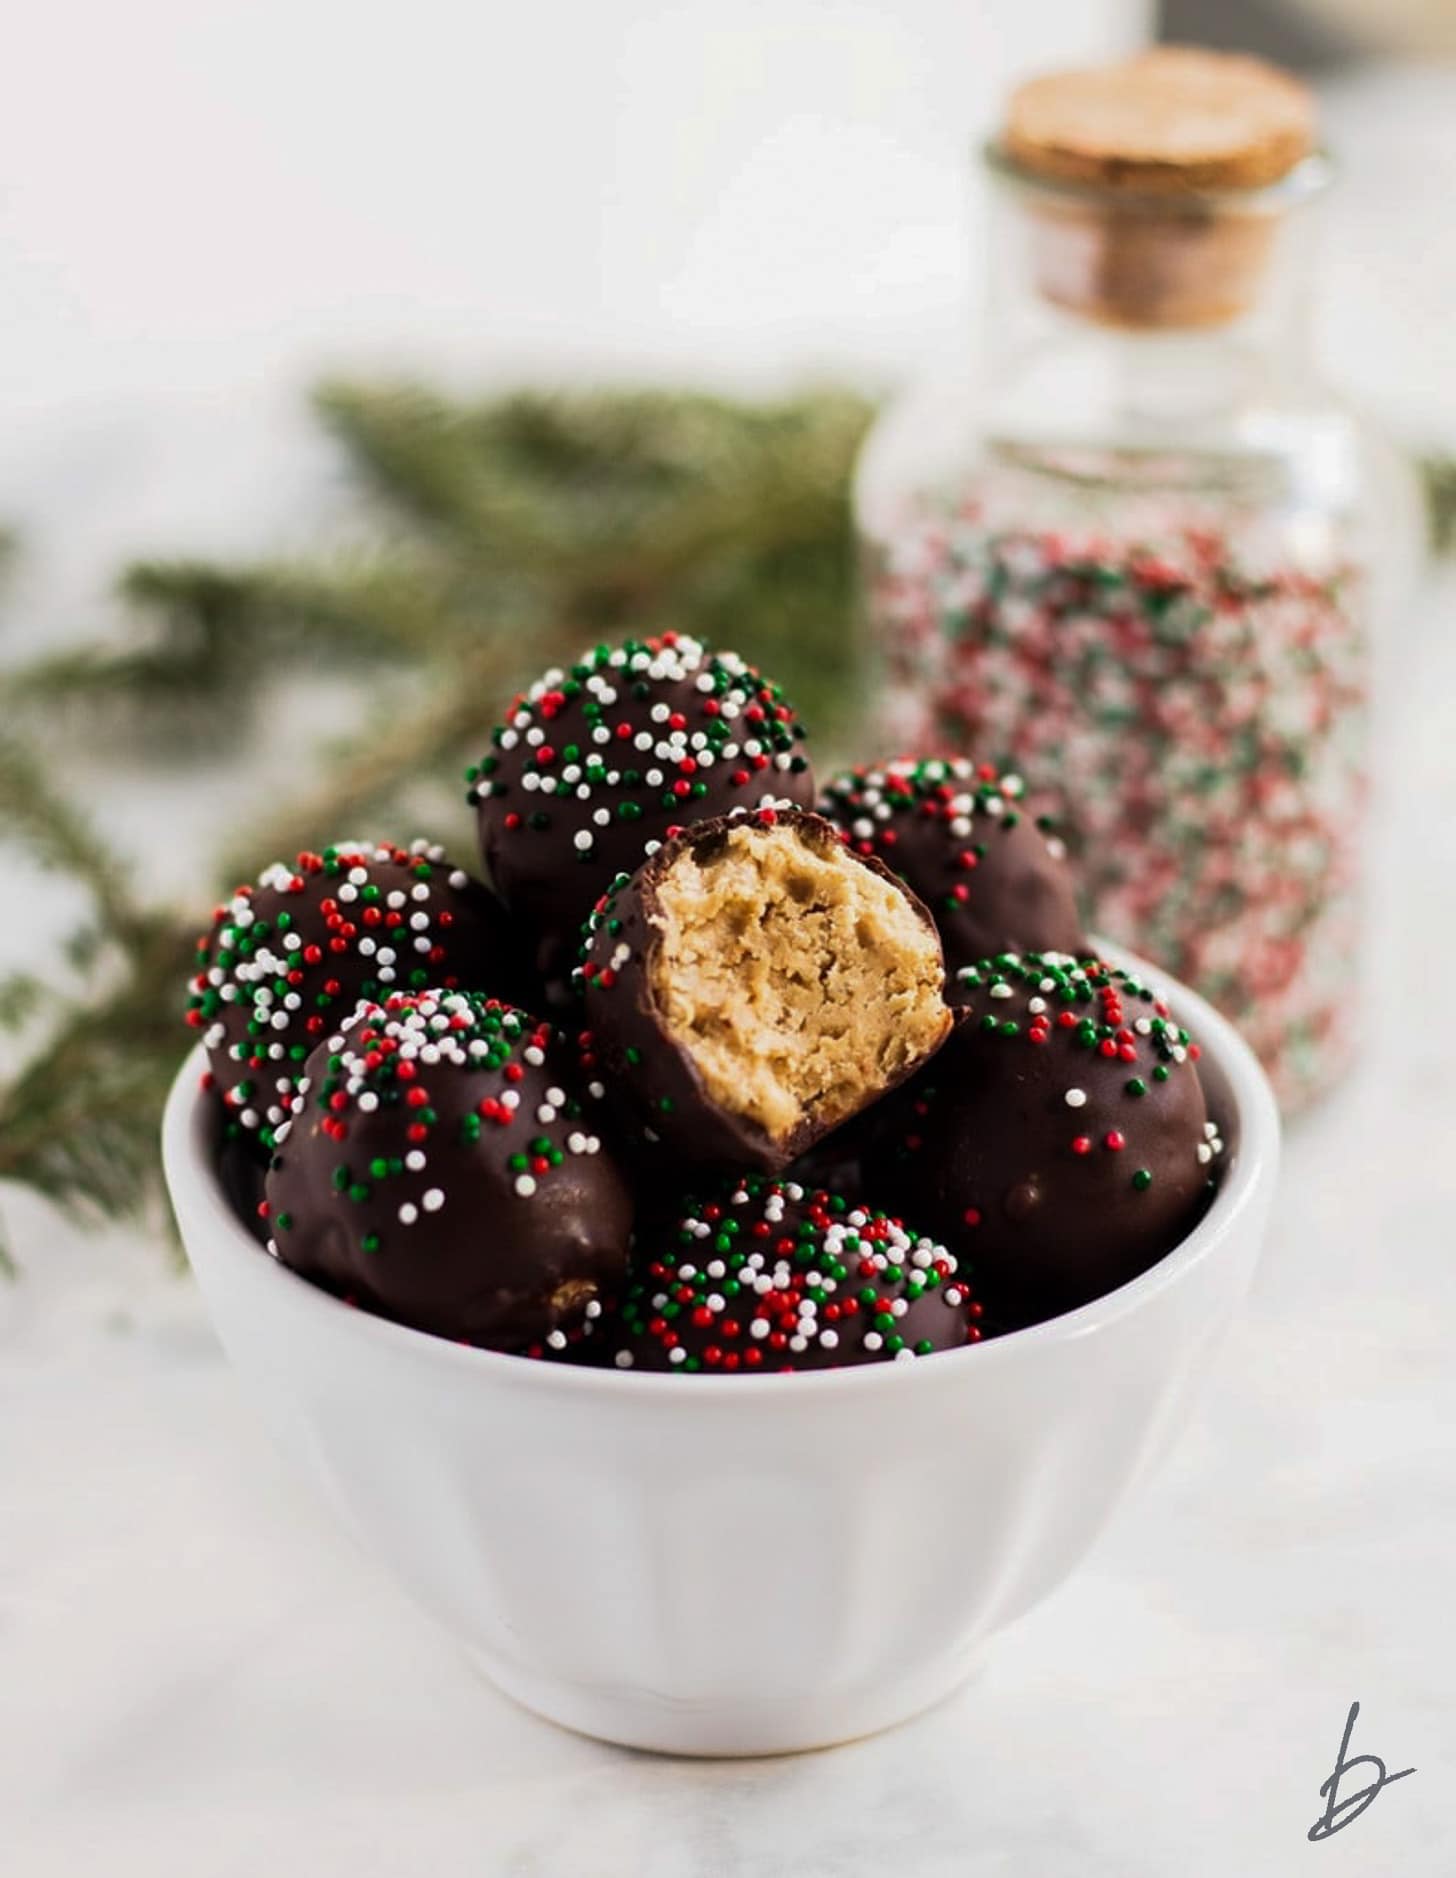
[649,821,949,1144]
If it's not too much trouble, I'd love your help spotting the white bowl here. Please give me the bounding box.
[162,946,1279,1757]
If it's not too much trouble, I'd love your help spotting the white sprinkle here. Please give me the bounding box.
[398,1203,419,1225]
[423,1189,445,1213]
[1065,1088,1087,1108]
[515,1175,537,1197]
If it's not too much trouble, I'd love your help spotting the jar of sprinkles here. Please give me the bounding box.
[857,48,1418,1110]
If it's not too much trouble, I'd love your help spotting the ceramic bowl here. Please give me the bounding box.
[162,946,1279,1756]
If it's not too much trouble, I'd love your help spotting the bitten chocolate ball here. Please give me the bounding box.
[579,806,953,1174]
[469,633,815,994]
[266,991,633,1353]
[891,952,1224,1322]
[817,758,1082,984]
[187,839,518,1149]
[606,1176,982,1373]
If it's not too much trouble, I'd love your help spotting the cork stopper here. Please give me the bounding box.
[996,48,1322,329]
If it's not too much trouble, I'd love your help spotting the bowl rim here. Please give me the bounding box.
[162,940,1281,1400]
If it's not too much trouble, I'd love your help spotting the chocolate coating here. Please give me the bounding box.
[606,1175,983,1373]
[266,991,633,1353]
[882,952,1223,1323]
[578,806,952,1174]
[187,839,520,1149]
[817,758,1082,985]
[781,1124,866,1201]
[470,634,814,994]
[213,1106,270,1247]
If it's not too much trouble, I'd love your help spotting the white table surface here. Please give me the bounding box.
[4,62,1456,1877]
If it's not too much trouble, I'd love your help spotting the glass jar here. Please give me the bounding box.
[857,131,1419,1113]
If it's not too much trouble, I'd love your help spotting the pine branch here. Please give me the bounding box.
[314,382,871,733]
[0,972,50,1033]
[6,557,464,740]
[0,921,195,1224]
[216,626,570,885]
[0,730,150,952]
[1423,454,1456,556]
[0,383,878,1265]
[315,382,873,584]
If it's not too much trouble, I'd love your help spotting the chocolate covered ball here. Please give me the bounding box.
[781,1125,867,1201]
[266,990,633,1354]
[187,839,518,1149]
[469,633,815,994]
[817,758,1082,984]
[214,1111,270,1247]
[606,1175,982,1373]
[579,806,953,1173]
[889,952,1223,1322]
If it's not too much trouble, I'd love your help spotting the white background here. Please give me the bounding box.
[3,5,1456,1872]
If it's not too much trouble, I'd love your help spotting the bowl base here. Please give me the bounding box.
[468,1644,985,1757]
